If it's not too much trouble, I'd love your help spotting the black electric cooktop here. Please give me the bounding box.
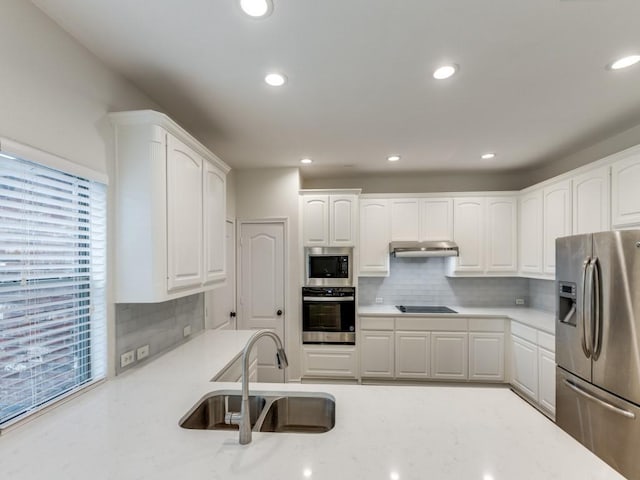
[395,305,458,314]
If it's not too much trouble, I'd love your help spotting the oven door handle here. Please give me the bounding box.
[303,296,355,302]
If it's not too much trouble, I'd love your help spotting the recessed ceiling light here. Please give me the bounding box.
[387,155,401,162]
[303,469,312,478]
[433,64,458,80]
[300,158,313,164]
[264,72,287,87]
[608,55,640,70]
[481,152,496,160]
[240,0,273,18]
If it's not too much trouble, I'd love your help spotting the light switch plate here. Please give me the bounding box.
[375,297,384,304]
[137,344,149,360]
[515,298,525,305]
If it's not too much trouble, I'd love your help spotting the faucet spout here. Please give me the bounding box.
[224,329,288,445]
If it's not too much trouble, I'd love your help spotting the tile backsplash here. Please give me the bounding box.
[115,293,204,374]
[358,257,554,311]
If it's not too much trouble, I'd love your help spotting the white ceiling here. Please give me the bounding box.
[33,0,640,179]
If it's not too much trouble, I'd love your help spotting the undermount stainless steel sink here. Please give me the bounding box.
[258,395,335,433]
[180,392,267,430]
[179,390,335,434]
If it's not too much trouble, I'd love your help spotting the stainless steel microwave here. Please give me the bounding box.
[304,247,353,287]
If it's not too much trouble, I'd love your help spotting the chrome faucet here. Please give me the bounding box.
[225,329,288,444]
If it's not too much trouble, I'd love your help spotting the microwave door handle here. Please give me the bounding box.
[581,257,592,358]
[303,296,355,302]
[591,258,602,360]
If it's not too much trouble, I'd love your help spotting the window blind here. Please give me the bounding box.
[0,155,106,427]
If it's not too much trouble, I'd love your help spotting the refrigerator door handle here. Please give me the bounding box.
[591,257,602,360]
[581,257,592,358]
[563,379,636,419]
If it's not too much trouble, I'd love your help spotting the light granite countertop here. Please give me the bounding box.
[0,329,622,479]
[358,305,556,334]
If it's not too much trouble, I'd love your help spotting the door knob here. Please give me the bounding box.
[230,311,237,318]
[276,309,283,316]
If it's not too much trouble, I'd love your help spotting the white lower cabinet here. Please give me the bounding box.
[214,351,258,382]
[538,347,556,415]
[509,321,556,417]
[359,316,505,383]
[469,332,505,381]
[302,346,357,378]
[395,332,430,378]
[511,335,539,400]
[431,332,468,380]
[360,331,395,378]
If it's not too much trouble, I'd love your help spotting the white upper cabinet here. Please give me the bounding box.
[391,198,420,241]
[203,160,227,284]
[167,135,204,291]
[485,197,518,272]
[302,195,330,246]
[519,189,544,274]
[453,197,485,272]
[543,179,572,275]
[301,192,357,247]
[572,166,610,234]
[359,199,391,276]
[330,195,358,246]
[110,110,230,303]
[420,198,454,241]
[611,151,640,228]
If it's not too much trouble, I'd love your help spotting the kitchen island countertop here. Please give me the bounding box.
[0,328,622,479]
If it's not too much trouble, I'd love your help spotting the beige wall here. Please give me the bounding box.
[0,0,160,377]
[235,168,302,381]
[302,169,527,193]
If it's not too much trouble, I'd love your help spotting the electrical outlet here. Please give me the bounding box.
[375,297,384,304]
[515,298,525,305]
[137,344,149,361]
[120,350,135,368]
[183,325,192,337]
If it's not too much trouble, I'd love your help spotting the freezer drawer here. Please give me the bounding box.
[557,367,640,479]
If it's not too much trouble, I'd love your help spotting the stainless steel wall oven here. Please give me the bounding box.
[302,287,355,345]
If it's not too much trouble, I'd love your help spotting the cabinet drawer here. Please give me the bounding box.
[537,331,555,352]
[469,318,505,332]
[360,316,394,330]
[302,347,357,378]
[511,321,537,343]
[396,317,467,331]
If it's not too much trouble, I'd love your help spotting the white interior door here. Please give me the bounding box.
[238,222,285,382]
[207,220,236,330]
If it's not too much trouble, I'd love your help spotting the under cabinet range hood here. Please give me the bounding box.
[389,241,459,258]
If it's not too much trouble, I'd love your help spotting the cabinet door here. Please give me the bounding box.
[420,198,453,241]
[302,195,329,246]
[167,134,204,291]
[469,333,504,381]
[329,195,357,246]
[538,347,556,415]
[573,166,610,234]
[486,197,517,273]
[453,198,485,272]
[302,347,357,378]
[361,330,394,378]
[395,331,431,379]
[391,198,420,241]
[511,335,538,401]
[543,180,572,275]
[611,152,640,227]
[519,189,543,274]
[203,161,226,284]
[431,332,468,380]
[359,199,391,276]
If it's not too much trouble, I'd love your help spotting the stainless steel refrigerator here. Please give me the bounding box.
[556,230,640,479]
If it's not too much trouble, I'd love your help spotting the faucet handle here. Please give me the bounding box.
[225,411,242,426]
